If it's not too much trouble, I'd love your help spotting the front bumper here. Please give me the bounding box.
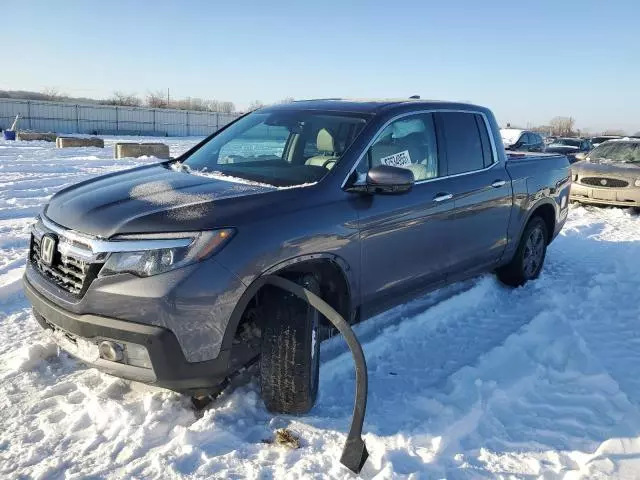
[570,183,640,207]
[24,275,238,394]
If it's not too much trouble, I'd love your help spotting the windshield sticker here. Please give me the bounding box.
[380,150,412,168]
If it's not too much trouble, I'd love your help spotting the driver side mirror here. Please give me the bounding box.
[346,165,415,194]
[574,152,587,162]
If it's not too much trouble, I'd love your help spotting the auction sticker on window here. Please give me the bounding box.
[380,150,411,167]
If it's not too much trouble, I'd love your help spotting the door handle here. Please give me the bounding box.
[491,180,506,188]
[433,193,453,202]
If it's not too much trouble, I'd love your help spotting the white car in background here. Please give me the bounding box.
[500,128,545,152]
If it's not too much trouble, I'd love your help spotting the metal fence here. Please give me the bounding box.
[0,98,241,137]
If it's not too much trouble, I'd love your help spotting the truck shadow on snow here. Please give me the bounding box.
[305,229,640,476]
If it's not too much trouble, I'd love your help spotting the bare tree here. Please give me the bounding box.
[548,116,576,136]
[218,101,235,113]
[146,90,168,109]
[104,91,142,107]
[248,100,265,111]
[42,87,65,101]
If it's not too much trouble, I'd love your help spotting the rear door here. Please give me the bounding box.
[354,112,459,317]
[435,111,512,277]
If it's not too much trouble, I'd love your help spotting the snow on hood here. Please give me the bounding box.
[500,129,522,146]
[171,162,317,190]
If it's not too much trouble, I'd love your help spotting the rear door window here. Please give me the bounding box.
[438,112,486,175]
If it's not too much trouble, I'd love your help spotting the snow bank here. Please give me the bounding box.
[2,138,640,478]
[0,267,24,303]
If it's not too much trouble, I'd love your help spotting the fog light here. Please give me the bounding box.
[635,179,640,187]
[125,343,152,369]
[99,341,124,362]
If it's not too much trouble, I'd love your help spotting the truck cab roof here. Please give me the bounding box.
[261,98,489,116]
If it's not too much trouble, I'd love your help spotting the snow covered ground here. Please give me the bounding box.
[2,137,640,479]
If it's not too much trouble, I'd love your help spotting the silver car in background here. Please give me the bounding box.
[571,139,640,207]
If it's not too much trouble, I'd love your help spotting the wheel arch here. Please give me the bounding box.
[220,253,354,353]
[515,198,557,247]
[526,200,556,244]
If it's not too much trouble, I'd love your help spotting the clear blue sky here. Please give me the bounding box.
[4,0,639,133]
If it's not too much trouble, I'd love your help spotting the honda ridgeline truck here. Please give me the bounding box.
[23,99,571,413]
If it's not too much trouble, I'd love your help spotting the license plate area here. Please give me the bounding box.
[592,189,617,201]
[47,323,100,363]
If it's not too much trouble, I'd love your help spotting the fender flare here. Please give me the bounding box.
[517,197,558,245]
[219,253,355,353]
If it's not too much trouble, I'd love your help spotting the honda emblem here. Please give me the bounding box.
[40,234,57,265]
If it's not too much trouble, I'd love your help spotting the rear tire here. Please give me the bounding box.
[260,275,320,414]
[497,216,548,287]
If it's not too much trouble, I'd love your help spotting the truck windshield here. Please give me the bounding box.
[178,110,369,187]
[590,142,640,164]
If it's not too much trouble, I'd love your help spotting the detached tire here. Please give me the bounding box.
[260,275,320,414]
[497,216,548,287]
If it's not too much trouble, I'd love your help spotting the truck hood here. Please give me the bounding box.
[545,145,579,154]
[44,164,278,237]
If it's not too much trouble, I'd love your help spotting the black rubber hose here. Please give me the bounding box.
[262,275,369,473]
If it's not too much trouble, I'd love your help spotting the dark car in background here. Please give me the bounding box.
[545,137,592,163]
[500,129,545,152]
[591,135,622,148]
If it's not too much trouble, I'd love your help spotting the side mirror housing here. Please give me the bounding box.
[346,165,414,194]
[574,152,587,162]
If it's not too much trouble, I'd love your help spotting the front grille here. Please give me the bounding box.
[580,177,629,188]
[30,234,102,297]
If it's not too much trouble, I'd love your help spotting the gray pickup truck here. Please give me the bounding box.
[23,99,571,413]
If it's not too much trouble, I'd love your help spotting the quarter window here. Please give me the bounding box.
[438,112,487,175]
[475,114,494,167]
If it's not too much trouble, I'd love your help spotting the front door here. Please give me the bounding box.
[350,113,458,316]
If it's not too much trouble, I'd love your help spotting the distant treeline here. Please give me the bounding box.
[0,89,236,114]
[507,116,637,138]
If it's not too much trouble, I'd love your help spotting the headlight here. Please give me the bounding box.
[635,179,640,187]
[100,229,234,277]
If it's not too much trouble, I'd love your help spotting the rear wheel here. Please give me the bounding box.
[259,275,320,414]
[497,216,548,287]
